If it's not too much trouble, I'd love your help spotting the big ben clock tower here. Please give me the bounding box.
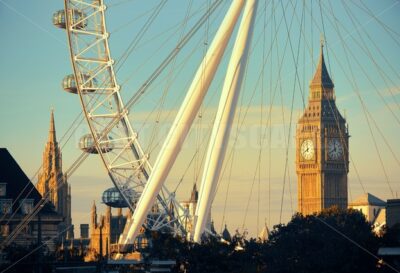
[296,42,349,215]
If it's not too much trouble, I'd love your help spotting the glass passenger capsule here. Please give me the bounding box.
[62,74,97,94]
[79,134,113,154]
[52,9,87,29]
[102,187,138,208]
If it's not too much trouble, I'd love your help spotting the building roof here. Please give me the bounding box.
[310,44,334,89]
[349,193,386,207]
[0,148,55,213]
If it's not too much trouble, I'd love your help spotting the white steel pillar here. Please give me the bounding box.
[119,0,246,248]
[193,0,258,243]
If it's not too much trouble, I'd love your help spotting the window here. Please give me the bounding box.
[20,199,34,214]
[0,184,6,197]
[0,199,12,214]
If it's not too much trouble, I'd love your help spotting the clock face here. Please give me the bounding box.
[328,138,343,160]
[300,139,315,160]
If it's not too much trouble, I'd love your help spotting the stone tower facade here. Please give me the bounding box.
[296,44,349,215]
[88,202,135,258]
[37,110,73,239]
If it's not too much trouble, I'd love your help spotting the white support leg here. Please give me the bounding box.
[193,0,258,243]
[118,0,246,250]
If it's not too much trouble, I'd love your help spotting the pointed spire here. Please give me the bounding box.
[48,108,57,143]
[210,220,216,235]
[190,183,198,203]
[258,221,270,242]
[222,224,231,241]
[310,40,334,89]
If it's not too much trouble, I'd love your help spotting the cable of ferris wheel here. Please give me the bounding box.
[256,0,269,235]
[119,1,214,54]
[346,3,400,82]
[276,0,304,222]
[303,2,400,127]
[303,1,394,196]
[219,0,285,230]
[110,1,168,34]
[132,3,229,143]
[295,0,366,195]
[319,6,395,198]
[242,0,288,228]
[326,1,400,170]
[123,0,224,110]
[267,0,277,228]
[107,0,138,8]
[114,0,168,72]
[89,1,225,144]
[354,0,400,44]
[326,0,400,166]
[340,1,400,112]
[146,0,196,150]
[143,55,227,194]
[316,0,354,200]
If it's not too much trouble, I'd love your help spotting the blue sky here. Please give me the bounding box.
[0,0,399,237]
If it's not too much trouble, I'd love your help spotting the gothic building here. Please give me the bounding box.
[296,43,349,215]
[179,183,199,238]
[36,110,73,239]
[87,202,149,260]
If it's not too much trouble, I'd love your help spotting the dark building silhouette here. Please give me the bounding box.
[0,148,63,251]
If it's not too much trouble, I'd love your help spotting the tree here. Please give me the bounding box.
[263,207,379,273]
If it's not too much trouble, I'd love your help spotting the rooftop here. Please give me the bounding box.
[349,193,386,207]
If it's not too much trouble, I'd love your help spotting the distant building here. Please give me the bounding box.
[386,199,400,228]
[258,222,270,242]
[178,183,212,239]
[0,148,63,251]
[86,183,206,259]
[36,110,73,239]
[179,184,199,238]
[86,202,149,260]
[348,193,386,233]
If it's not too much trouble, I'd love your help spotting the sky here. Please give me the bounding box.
[0,0,399,238]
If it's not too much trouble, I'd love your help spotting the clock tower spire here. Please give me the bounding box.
[296,42,349,215]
